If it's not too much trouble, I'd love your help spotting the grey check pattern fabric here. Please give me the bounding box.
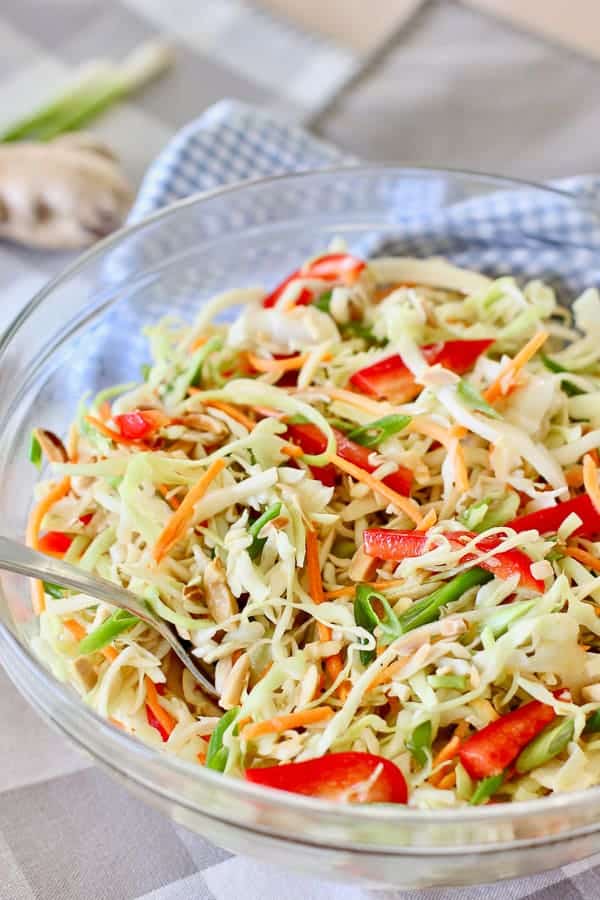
[2,2,600,899]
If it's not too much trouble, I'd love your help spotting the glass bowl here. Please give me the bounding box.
[2,167,600,891]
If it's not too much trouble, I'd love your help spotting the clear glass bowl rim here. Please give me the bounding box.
[1,163,599,840]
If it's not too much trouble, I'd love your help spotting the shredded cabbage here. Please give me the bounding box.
[27,249,600,809]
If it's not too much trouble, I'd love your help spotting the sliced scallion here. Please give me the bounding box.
[347,414,411,448]
[248,502,282,561]
[206,707,239,772]
[78,608,139,655]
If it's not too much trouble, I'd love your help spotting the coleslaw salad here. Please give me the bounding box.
[24,247,600,808]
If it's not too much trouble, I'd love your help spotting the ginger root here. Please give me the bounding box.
[0,133,133,249]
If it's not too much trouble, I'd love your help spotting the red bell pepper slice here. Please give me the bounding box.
[349,339,494,403]
[245,751,407,803]
[508,494,600,538]
[113,410,167,441]
[38,531,72,555]
[458,700,556,780]
[362,528,544,593]
[286,423,413,495]
[263,253,366,308]
[145,704,170,742]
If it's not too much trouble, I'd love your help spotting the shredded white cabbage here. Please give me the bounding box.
[26,250,600,810]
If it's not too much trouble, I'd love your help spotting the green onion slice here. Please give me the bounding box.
[206,707,239,772]
[248,502,282,561]
[347,414,412,448]
[78,608,139,655]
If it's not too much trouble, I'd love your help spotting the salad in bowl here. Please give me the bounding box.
[25,247,600,810]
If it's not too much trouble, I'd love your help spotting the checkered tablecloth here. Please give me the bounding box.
[3,3,600,900]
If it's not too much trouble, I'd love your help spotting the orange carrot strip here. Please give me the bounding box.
[306,529,346,679]
[64,618,85,641]
[281,443,304,459]
[305,529,325,604]
[197,751,207,765]
[247,352,309,373]
[84,415,150,448]
[202,400,256,430]
[64,619,117,661]
[483,331,549,403]
[189,335,209,352]
[429,735,461,786]
[158,483,180,510]
[437,770,457,790]
[153,458,226,563]
[323,579,406,601]
[583,453,600,516]
[241,707,334,741]
[331,453,423,526]
[144,675,177,737]
[109,717,125,730]
[565,465,584,488]
[26,476,71,615]
[323,387,388,416]
[565,545,600,574]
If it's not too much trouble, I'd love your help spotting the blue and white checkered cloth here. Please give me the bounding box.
[129,99,600,295]
[71,99,600,419]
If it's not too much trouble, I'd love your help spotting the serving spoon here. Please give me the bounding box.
[0,536,218,697]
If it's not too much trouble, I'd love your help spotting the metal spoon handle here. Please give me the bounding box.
[0,536,218,697]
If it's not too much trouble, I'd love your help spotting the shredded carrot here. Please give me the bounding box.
[565,545,600,574]
[158,483,180,510]
[583,453,600,516]
[64,618,85,642]
[97,400,112,422]
[281,443,304,459]
[153,458,226,563]
[565,465,584,488]
[369,655,409,689]
[429,735,461,786]
[237,716,252,732]
[454,721,470,740]
[63,619,117,661]
[248,351,332,373]
[247,352,308,373]
[241,706,334,741]
[202,400,256,431]
[323,578,406,601]
[483,330,549,403]
[323,387,388,416]
[84,415,150,448]
[189,335,209,352]
[331,453,423,526]
[26,476,71,615]
[144,675,177,737]
[437,770,457,790]
[336,680,351,702]
[305,529,325,604]
[197,751,207,765]
[109,717,125,730]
